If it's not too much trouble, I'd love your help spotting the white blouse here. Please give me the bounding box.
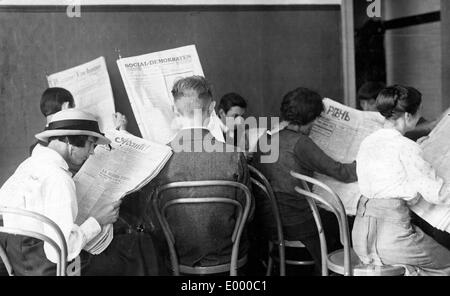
[356,128,450,205]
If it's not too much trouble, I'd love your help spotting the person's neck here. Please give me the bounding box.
[286,123,309,135]
[47,141,70,163]
[384,120,407,135]
[178,117,207,130]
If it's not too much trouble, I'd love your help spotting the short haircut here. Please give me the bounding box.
[280,87,324,126]
[40,87,75,117]
[376,85,422,120]
[48,135,90,148]
[357,81,386,101]
[171,76,213,115]
[218,93,247,114]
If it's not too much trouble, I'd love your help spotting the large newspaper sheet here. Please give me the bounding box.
[410,110,450,232]
[47,57,116,131]
[74,130,173,254]
[309,98,385,215]
[117,45,210,144]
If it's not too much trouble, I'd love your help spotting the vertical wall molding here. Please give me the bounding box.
[341,0,356,107]
[442,0,450,110]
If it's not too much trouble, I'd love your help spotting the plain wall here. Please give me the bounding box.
[383,0,442,120]
[0,5,343,185]
[442,0,450,110]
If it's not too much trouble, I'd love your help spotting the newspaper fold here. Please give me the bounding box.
[74,130,173,254]
[47,56,116,131]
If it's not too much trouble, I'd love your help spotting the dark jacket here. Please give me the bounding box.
[254,128,357,238]
[134,128,252,267]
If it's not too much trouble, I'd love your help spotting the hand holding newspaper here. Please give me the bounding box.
[74,130,173,254]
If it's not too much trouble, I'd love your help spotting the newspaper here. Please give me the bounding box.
[410,110,450,232]
[117,45,211,144]
[74,130,173,254]
[47,57,116,131]
[309,98,385,215]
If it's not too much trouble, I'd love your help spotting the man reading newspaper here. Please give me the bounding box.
[0,109,160,275]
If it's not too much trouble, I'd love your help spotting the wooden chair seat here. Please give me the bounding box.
[327,249,405,276]
[180,255,248,275]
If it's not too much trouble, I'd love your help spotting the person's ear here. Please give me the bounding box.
[66,142,73,156]
[172,102,182,117]
[404,112,417,127]
[405,112,412,122]
[61,102,71,110]
[218,108,226,120]
[209,100,216,114]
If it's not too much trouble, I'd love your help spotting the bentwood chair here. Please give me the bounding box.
[0,207,68,276]
[152,181,251,276]
[248,165,316,276]
[290,171,405,276]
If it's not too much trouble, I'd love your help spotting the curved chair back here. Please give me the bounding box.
[0,207,68,276]
[290,172,352,275]
[152,181,251,276]
[248,165,285,276]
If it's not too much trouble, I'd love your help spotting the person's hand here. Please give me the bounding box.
[90,200,122,226]
[113,112,128,131]
[417,136,430,145]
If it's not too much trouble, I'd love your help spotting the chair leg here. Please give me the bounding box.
[266,241,274,276]
[266,257,273,276]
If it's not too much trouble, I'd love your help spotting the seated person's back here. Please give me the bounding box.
[143,76,252,268]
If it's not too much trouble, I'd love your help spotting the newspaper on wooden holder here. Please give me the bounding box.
[47,56,116,131]
[117,45,224,144]
[74,130,173,254]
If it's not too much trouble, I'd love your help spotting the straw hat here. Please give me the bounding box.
[35,109,110,145]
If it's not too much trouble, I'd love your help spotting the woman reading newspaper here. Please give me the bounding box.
[253,87,358,275]
[0,109,159,276]
[354,85,450,276]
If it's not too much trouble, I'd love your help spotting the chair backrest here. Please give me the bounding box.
[290,171,352,276]
[248,165,286,276]
[152,180,251,276]
[0,207,68,276]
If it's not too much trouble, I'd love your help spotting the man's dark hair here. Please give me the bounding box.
[357,81,386,101]
[40,87,75,117]
[218,93,247,114]
[48,135,90,148]
[280,87,324,126]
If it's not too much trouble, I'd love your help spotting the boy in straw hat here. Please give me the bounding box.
[0,109,157,275]
[30,87,128,165]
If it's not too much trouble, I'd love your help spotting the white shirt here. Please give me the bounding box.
[0,144,101,263]
[356,128,450,205]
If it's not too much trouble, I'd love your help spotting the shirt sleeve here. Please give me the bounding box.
[41,172,101,263]
[401,142,450,205]
[294,135,358,183]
